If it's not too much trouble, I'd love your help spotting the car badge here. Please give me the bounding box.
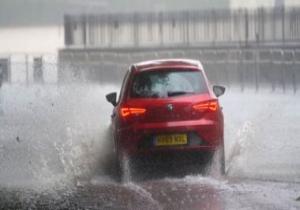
[167,104,174,111]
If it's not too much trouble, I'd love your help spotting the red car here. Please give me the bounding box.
[106,59,225,177]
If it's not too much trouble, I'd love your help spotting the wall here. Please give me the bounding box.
[231,0,300,9]
[285,0,300,7]
[0,26,64,55]
[230,0,275,9]
[0,26,63,84]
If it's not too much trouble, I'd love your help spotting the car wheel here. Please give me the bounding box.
[219,145,226,176]
[213,145,226,176]
[204,146,226,176]
[116,152,135,182]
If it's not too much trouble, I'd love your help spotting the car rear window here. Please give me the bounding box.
[130,69,208,98]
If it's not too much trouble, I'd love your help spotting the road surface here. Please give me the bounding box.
[0,84,299,210]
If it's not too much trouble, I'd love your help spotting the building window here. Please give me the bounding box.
[114,20,119,29]
[172,19,176,28]
[0,58,10,83]
[33,57,43,83]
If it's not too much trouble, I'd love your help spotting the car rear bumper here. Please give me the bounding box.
[116,119,223,156]
[130,150,215,166]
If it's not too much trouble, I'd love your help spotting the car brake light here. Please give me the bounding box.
[193,100,219,112]
[120,107,146,117]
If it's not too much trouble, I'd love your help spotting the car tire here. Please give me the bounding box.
[204,146,226,176]
[116,152,135,182]
[219,145,226,176]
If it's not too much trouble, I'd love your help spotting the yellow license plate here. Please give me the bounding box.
[155,134,188,146]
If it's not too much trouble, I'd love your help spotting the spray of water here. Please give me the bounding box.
[0,83,119,189]
[0,83,299,192]
[221,90,300,182]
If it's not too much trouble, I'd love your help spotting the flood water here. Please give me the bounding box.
[0,84,299,210]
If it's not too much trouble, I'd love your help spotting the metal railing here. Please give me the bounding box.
[64,7,300,48]
[0,54,58,85]
[1,48,299,94]
[59,47,300,93]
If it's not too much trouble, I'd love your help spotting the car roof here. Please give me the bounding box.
[133,59,203,72]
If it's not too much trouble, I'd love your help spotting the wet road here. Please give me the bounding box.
[0,84,299,210]
[0,176,299,210]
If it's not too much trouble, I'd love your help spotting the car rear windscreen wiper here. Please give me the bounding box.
[167,91,194,97]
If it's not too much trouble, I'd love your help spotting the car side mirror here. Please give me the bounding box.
[106,92,117,106]
[213,85,225,97]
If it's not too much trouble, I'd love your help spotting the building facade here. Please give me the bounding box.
[2,0,300,84]
[230,0,300,9]
[0,0,230,84]
[64,8,300,49]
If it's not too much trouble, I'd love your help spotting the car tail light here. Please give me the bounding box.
[120,107,146,117]
[193,100,219,112]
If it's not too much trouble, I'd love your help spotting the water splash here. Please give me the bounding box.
[226,121,255,176]
[0,84,118,189]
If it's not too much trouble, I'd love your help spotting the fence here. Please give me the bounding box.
[1,48,299,94]
[0,54,58,85]
[64,7,300,48]
[59,46,300,93]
